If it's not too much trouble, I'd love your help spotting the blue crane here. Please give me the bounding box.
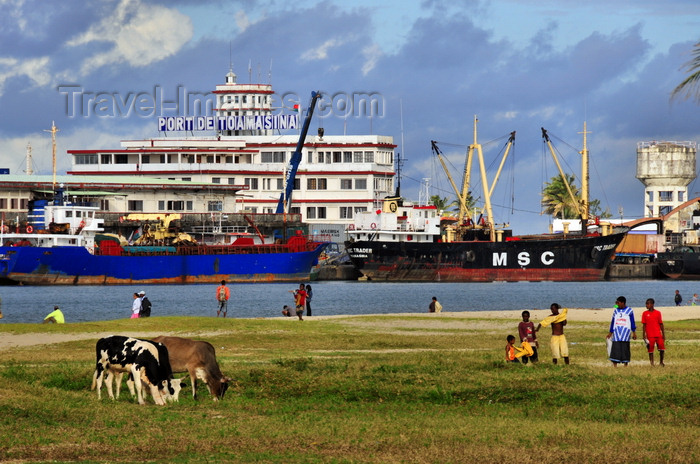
[276,91,322,214]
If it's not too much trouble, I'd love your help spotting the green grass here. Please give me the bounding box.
[0,315,699,463]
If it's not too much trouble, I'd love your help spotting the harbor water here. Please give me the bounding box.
[1,280,698,324]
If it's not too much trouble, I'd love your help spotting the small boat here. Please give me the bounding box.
[0,188,328,285]
[344,118,629,282]
[656,245,700,279]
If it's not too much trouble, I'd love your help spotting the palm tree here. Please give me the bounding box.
[671,42,700,103]
[541,174,581,219]
[430,195,456,212]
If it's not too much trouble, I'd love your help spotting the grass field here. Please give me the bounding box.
[1,314,699,463]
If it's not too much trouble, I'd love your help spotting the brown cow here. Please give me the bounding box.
[152,336,230,400]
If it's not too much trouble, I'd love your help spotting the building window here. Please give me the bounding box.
[167,201,185,211]
[342,151,351,163]
[0,199,5,209]
[679,191,685,202]
[659,205,672,216]
[353,151,363,163]
[128,200,143,211]
[228,177,236,185]
[306,207,316,219]
[290,207,300,215]
[158,201,165,211]
[307,178,327,190]
[659,191,673,202]
[101,154,111,164]
[115,154,128,164]
[354,207,368,215]
[212,177,221,184]
[182,177,191,181]
[276,178,284,189]
[647,191,653,202]
[364,151,374,163]
[100,199,109,211]
[141,155,150,164]
[208,201,223,212]
[317,152,325,163]
[186,201,193,211]
[340,179,353,190]
[333,152,342,163]
[317,207,326,219]
[355,179,367,190]
[293,179,300,190]
[340,206,353,219]
[245,178,259,190]
[75,154,98,165]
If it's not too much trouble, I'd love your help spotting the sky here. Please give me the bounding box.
[0,0,699,233]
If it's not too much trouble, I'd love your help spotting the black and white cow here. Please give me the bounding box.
[91,335,181,405]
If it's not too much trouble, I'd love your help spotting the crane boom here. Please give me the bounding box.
[276,91,321,214]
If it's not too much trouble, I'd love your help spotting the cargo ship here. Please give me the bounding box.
[344,119,629,282]
[0,189,328,285]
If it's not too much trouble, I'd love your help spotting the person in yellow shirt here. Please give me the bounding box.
[536,303,569,365]
[43,305,65,324]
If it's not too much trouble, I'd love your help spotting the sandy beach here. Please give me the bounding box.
[1,305,698,350]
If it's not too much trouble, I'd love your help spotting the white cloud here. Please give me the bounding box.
[67,0,193,75]
[235,10,251,33]
[0,56,51,95]
[301,38,344,61]
[361,44,383,75]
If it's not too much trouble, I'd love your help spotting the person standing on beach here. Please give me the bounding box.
[518,310,538,363]
[642,298,665,366]
[130,293,141,319]
[305,284,313,316]
[674,290,682,306]
[289,284,306,321]
[535,303,569,365]
[428,297,442,313]
[606,296,637,367]
[216,280,230,317]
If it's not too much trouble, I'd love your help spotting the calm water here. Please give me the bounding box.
[0,280,696,324]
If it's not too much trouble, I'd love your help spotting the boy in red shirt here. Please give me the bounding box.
[642,298,665,366]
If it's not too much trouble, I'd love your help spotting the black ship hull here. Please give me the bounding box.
[345,229,627,282]
[656,247,700,279]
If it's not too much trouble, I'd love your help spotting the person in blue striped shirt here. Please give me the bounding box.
[606,296,637,366]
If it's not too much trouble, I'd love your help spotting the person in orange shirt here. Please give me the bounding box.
[216,280,230,317]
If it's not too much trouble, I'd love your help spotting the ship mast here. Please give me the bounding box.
[44,121,59,190]
[579,121,590,225]
[25,142,34,175]
[470,116,496,242]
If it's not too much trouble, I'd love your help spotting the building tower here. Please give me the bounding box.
[636,140,697,225]
[214,66,274,136]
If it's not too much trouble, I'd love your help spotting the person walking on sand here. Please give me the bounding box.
[130,292,141,319]
[674,290,682,306]
[536,303,569,365]
[689,293,699,306]
[642,298,665,367]
[43,305,65,324]
[216,280,230,317]
[428,296,442,313]
[606,296,637,367]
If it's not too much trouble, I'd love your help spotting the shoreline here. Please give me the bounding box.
[1,305,698,350]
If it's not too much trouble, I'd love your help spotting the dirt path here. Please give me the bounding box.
[1,306,698,350]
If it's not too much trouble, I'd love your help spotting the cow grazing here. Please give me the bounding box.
[91,335,180,405]
[152,336,231,401]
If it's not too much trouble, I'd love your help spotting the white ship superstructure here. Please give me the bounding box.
[68,68,396,225]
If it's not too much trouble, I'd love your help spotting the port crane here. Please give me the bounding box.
[276,91,322,214]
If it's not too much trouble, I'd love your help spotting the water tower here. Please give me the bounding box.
[636,140,697,230]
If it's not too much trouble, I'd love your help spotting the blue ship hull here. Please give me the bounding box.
[0,243,327,285]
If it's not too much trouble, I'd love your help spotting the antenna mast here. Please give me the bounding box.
[25,142,34,175]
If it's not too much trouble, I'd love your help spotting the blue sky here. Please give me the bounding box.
[0,0,698,233]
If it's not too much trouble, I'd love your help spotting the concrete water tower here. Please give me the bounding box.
[636,140,697,231]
